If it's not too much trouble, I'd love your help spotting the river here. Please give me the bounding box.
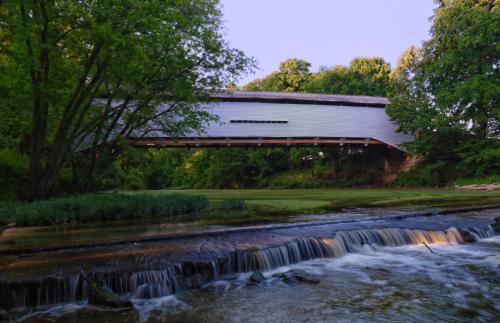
[1,208,499,322]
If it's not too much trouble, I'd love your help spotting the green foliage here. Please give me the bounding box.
[268,166,382,189]
[393,139,500,187]
[392,161,450,187]
[84,146,387,190]
[0,193,208,226]
[243,58,312,92]
[243,57,391,96]
[0,148,29,199]
[424,0,499,138]
[0,0,253,198]
[455,140,500,177]
[304,57,391,96]
[167,147,291,188]
[387,1,499,185]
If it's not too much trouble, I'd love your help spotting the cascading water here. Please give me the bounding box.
[0,226,495,311]
[232,227,468,272]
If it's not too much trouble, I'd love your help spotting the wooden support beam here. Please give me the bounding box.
[128,137,386,148]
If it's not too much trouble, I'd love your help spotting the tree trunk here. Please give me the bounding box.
[26,0,50,200]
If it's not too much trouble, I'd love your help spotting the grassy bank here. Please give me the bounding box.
[139,188,500,214]
[0,193,208,226]
[2,188,498,227]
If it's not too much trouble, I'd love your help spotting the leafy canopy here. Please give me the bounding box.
[388,0,499,139]
[387,0,499,183]
[0,0,253,198]
[243,57,391,96]
[243,58,312,92]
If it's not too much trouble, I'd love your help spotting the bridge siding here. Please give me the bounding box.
[147,102,413,148]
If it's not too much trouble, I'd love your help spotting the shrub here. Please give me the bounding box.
[0,193,209,226]
[392,161,450,187]
[0,148,29,200]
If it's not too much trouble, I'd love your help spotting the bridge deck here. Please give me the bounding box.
[129,137,386,148]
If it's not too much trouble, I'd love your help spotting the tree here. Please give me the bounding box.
[243,57,391,96]
[243,58,312,92]
[0,0,252,198]
[303,57,391,96]
[387,0,499,183]
[387,46,426,134]
[389,0,499,140]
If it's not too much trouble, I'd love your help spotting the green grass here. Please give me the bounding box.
[137,188,500,214]
[0,193,208,226]
[2,188,498,228]
[247,199,330,210]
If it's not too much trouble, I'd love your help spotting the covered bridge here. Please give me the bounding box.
[130,90,413,152]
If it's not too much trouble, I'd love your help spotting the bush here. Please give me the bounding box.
[0,193,209,226]
[0,148,29,200]
[392,161,450,187]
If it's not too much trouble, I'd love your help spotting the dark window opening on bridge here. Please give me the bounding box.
[230,120,288,124]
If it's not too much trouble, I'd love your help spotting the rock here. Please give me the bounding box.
[365,267,391,273]
[273,269,319,285]
[457,228,476,243]
[491,217,500,233]
[180,261,197,276]
[6,223,16,228]
[455,183,500,191]
[175,273,211,289]
[88,280,133,308]
[186,273,204,288]
[247,271,265,285]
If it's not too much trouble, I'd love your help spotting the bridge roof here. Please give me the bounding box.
[210,90,390,107]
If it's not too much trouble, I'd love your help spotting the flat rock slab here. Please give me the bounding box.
[273,269,320,285]
[455,183,500,191]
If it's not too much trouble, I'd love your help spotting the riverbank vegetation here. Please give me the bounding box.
[1,188,498,228]
[82,146,387,191]
[0,193,208,226]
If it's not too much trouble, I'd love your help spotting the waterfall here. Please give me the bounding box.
[466,226,495,240]
[232,227,467,272]
[1,226,494,310]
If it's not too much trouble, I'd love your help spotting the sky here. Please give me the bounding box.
[220,0,436,85]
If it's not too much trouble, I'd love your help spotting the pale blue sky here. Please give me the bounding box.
[220,0,436,85]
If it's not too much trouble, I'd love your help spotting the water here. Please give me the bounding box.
[12,235,500,322]
[0,206,450,252]
[0,220,227,251]
[1,209,499,322]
